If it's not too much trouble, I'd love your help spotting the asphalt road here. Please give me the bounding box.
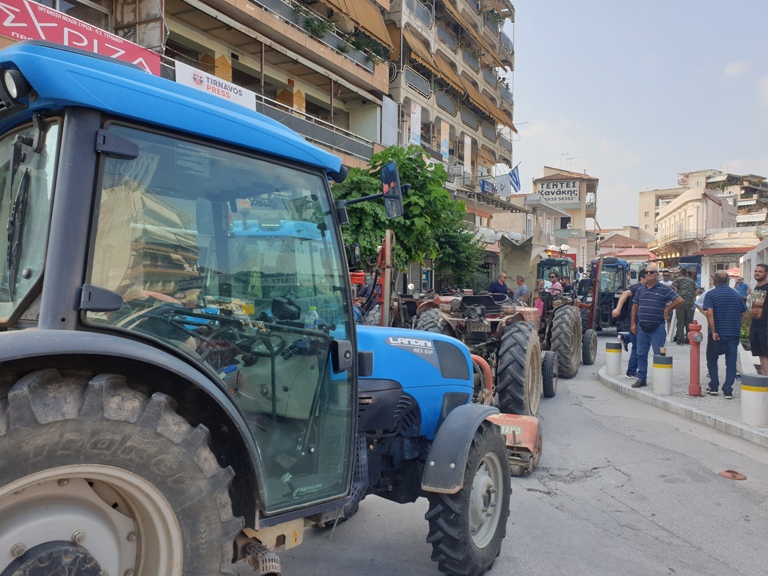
[237,334,768,575]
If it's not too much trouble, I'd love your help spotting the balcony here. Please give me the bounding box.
[436,90,457,116]
[498,132,511,151]
[482,66,497,89]
[652,230,707,248]
[500,31,514,57]
[405,0,433,28]
[481,122,496,142]
[500,83,513,105]
[403,66,432,98]
[461,107,479,131]
[586,201,597,216]
[437,22,458,52]
[255,94,373,161]
[462,48,480,72]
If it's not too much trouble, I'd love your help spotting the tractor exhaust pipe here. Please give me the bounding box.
[246,542,281,576]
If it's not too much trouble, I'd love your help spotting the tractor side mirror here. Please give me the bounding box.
[347,243,361,270]
[381,161,404,220]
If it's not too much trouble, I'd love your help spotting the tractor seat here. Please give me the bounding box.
[462,294,504,315]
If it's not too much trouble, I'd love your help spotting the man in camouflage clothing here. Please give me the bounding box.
[672,268,699,344]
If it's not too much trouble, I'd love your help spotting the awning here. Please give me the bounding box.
[402,27,439,76]
[477,146,496,167]
[345,0,394,49]
[460,76,490,115]
[444,0,505,69]
[434,52,464,93]
[480,93,509,127]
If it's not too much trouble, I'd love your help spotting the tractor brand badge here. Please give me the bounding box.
[385,336,440,369]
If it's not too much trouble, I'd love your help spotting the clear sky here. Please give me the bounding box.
[503,0,768,229]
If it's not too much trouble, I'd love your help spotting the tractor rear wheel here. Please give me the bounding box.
[551,305,583,379]
[0,369,242,576]
[415,308,454,336]
[582,328,598,365]
[425,422,510,576]
[497,321,542,416]
[542,350,558,398]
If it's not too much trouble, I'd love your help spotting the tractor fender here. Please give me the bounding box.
[0,329,262,522]
[421,403,499,494]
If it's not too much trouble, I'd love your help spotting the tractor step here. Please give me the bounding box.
[486,413,543,476]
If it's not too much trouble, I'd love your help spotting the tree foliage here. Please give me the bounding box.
[332,145,485,284]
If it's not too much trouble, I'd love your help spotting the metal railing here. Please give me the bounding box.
[500,31,513,56]
[500,83,513,105]
[254,93,374,161]
[405,0,432,27]
[481,122,496,141]
[436,90,457,116]
[403,65,431,98]
[462,48,480,71]
[437,22,458,51]
[482,67,497,88]
[461,107,479,130]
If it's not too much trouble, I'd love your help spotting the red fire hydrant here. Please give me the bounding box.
[688,321,703,396]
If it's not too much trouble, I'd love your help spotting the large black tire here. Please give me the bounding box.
[542,350,558,398]
[415,308,454,336]
[582,328,598,365]
[0,369,242,576]
[497,321,542,416]
[550,305,583,379]
[425,422,511,576]
[363,304,382,326]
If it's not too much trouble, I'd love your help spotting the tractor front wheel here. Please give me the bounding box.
[415,308,454,336]
[0,369,242,576]
[497,321,542,416]
[542,350,558,398]
[425,422,510,576]
[582,328,598,365]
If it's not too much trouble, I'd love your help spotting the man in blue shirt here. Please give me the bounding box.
[735,277,750,301]
[630,265,684,388]
[612,270,647,378]
[488,272,510,295]
[702,270,748,398]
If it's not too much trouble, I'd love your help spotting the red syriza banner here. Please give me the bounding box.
[0,0,160,75]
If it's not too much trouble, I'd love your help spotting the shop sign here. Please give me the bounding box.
[536,180,580,206]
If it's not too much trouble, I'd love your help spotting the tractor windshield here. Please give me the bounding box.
[85,123,354,514]
[599,265,626,293]
[0,120,59,322]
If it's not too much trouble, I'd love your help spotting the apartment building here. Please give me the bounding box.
[0,0,522,229]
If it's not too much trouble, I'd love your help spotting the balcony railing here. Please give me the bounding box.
[498,132,511,151]
[481,122,496,142]
[653,230,707,246]
[403,66,431,98]
[500,31,513,56]
[251,0,374,72]
[500,83,513,105]
[462,48,480,71]
[436,90,457,116]
[405,0,432,27]
[464,0,480,11]
[254,93,374,161]
[437,22,458,51]
[461,107,479,130]
[482,67,497,88]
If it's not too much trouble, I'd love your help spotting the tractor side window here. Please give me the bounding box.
[86,124,354,513]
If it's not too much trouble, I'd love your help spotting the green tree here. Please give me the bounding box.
[332,145,485,284]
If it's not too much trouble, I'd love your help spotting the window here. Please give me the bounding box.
[35,0,111,28]
[644,211,649,217]
[644,224,650,230]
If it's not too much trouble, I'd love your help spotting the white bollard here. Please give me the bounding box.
[741,374,768,427]
[605,342,622,376]
[652,354,673,395]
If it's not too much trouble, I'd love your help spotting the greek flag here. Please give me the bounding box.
[509,164,521,193]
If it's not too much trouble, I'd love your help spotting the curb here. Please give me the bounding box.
[598,366,768,449]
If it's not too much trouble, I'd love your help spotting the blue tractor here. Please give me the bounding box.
[0,42,511,576]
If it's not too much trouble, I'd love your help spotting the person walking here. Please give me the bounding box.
[629,265,684,388]
[748,263,768,375]
[702,270,748,398]
[488,272,510,295]
[512,275,529,304]
[611,270,647,378]
[672,268,698,344]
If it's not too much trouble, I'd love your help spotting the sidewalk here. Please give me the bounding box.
[597,312,768,449]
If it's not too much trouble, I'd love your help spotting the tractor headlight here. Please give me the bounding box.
[439,303,452,313]
[3,69,30,99]
[450,298,461,311]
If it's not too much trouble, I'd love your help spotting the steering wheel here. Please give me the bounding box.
[238,332,288,358]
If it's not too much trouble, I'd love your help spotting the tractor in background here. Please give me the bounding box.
[578,256,631,333]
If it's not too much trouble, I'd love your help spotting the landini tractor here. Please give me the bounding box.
[0,43,511,576]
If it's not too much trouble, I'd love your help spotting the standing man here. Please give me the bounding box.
[672,268,698,344]
[513,275,529,304]
[702,271,748,398]
[488,272,510,295]
[660,270,673,286]
[735,277,751,301]
[630,265,684,388]
[612,270,647,379]
[748,263,768,374]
